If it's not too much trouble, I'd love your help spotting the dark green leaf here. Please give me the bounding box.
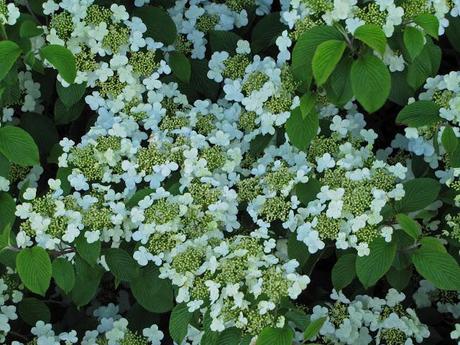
[70,255,103,307]
[395,178,441,212]
[0,192,15,235]
[20,20,44,38]
[404,27,425,61]
[251,12,287,53]
[105,248,139,281]
[356,238,397,288]
[75,235,101,266]
[332,253,356,290]
[209,31,241,54]
[304,317,327,340]
[40,45,76,84]
[256,327,294,345]
[52,257,75,294]
[0,41,21,81]
[56,81,86,108]
[17,297,50,325]
[396,214,421,240]
[133,7,177,45]
[169,303,193,344]
[414,14,439,38]
[396,100,440,127]
[441,125,458,155]
[169,51,191,83]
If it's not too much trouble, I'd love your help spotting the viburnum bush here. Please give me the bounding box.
[0,0,460,344]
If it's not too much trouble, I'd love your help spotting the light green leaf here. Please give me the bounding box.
[0,41,21,81]
[351,54,390,113]
[354,24,387,54]
[292,26,342,84]
[404,27,425,61]
[52,257,75,294]
[105,248,139,282]
[396,100,440,127]
[412,245,460,290]
[312,40,347,85]
[40,45,76,84]
[169,303,193,344]
[256,327,294,345]
[169,51,191,83]
[395,178,441,213]
[16,247,52,296]
[304,317,327,340]
[396,214,421,240]
[0,125,39,167]
[414,14,439,38]
[356,238,397,288]
[332,254,356,290]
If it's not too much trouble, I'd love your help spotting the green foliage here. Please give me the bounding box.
[354,24,387,54]
[16,246,52,296]
[256,327,294,345]
[169,303,193,344]
[52,257,76,294]
[104,248,140,282]
[312,40,346,85]
[332,253,356,290]
[40,45,76,84]
[285,93,318,151]
[133,7,177,45]
[0,41,22,81]
[0,126,39,166]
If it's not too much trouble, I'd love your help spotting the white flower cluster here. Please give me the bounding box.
[413,279,460,318]
[306,289,430,345]
[10,305,164,345]
[0,274,23,343]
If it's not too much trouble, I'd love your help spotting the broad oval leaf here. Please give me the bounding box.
[105,248,139,282]
[52,258,75,294]
[256,327,294,345]
[351,54,391,113]
[0,125,39,166]
[312,39,347,85]
[16,247,52,296]
[354,24,387,54]
[0,40,21,81]
[40,45,76,84]
[133,7,177,45]
[396,100,440,127]
[332,253,356,290]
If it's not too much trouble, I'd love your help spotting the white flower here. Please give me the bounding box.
[143,324,164,345]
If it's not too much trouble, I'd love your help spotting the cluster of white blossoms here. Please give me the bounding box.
[0,274,23,343]
[0,0,19,26]
[413,280,460,319]
[392,71,460,204]
[11,307,164,345]
[305,289,430,345]
[4,0,460,343]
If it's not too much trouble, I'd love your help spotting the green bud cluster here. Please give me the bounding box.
[85,4,112,25]
[401,0,433,20]
[97,75,127,98]
[69,146,103,181]
[265,92,293,114]
[315,213,341,240]
[432,89,453,108]
[260,196,291,222]
[130,51,159,77]
[356,3,387,27]
[238,111,257,132]
[102,24,130,53]
[242,71,269,95]
[195,114,216,135]
[201,146,225,171]
[262,268,289,301]
[380,328,407,345]
[50,11,74,40]
[8,164,30,183]
[196,14,219,33]
[75,48,98,72]
[175,35,193,55]
[120,330,149,345]
[223,54,250,80]
[171,247,204,273]
[264,166,294,191]
[144,199,180,224]
[225,0,255,12]
[83,205,112,230]
[303,0,333,14]
[136,145,167,172]
[308,136,340,163]
[237,176,262,202]
[189,181,221,208]
[329,302,348,327]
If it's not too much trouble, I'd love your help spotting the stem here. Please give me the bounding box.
[9,331,28,341]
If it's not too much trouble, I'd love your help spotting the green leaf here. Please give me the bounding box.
[256,327,294,345]
[395,178,441,213]
[17,297,50,326]
[217,328,241,345]
[75,235,101,266]
[40,45,76,84]
[0,125,39,167]
[389,71,415,106]
[52,257,75,294]
[304,317,327,340]
[356,238,397,288]
[412,245,460,290]
[169,51,191,83]
[54,99,85,125]
[441,125,458,155]
[208,31,241,54]
[292,26,342,84]
[131,265,174,313]
[354,24,387,54]
[0,192,15,235]
[414,14,439,38]
[324,57,353,106]
[288,235,310,267]
[285,94,318,151]
[105,248,139,282]
[20,20,44,38]
[169,303,193,344]
[70,255,103,307]
[396,100,440,127]
[133,7,177,45]
[286,309,309,330]
[404,27,425,61]
[312,40,347,85]
[296,178,321,206]
[0,41,21,81]
[446,15,460,52]
[351,54,391,113]
[56,81,86,108]
[386,267,412,290]
[407,41,441,90]
[396,214,421,240]
[16,247,52,296]
[332,253,356,290]
[21,112,59,156]
[251,12,287,53]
